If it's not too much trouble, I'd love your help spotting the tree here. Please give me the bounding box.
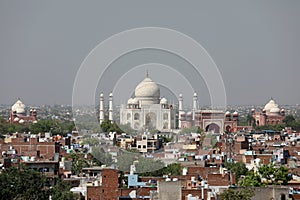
[118,123,136,135]
[255,124,285,131]
[100,119,122,133]
[225,162,248,184]
[258,164,291,185]
[0,166,49,200]
[274,166,292,185]
[283,114,296,126]
[70,153,89,176]
[0,165,76,200]
[241,170,262,187]
[180,126,203,134]
[116,150,140,172]
[29,119,75,135]
[163,163,181,176]
[218,188,254,200]
[246,114,256,127]
[116,150,165,174]
[135,158,165,174]
[50,178,78,200]
[91,147,113,166]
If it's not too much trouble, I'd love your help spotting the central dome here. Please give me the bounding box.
[264,98,281,114]
[135,77,160,98]
[12,99,26,114]
[134,77,160,106]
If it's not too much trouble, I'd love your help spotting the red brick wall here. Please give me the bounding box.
[207,173,231,186]
[100,169,119,200]
[0,138,57,159]
[186,166,219,179]
[87,186,101,200]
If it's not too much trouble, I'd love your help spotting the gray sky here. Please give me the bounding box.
[0,1,299,106]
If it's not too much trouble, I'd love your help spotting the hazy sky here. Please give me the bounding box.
[1,1,299,106]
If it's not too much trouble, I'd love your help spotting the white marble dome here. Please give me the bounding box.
[12,99,26,114]
[270,107,280,113]
[135,77,160,98]
[264,99,279,112]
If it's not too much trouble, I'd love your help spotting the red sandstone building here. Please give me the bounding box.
[9,99,37,124]
[252,98,285,126]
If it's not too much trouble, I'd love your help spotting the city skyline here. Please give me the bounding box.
[1,1,300,106]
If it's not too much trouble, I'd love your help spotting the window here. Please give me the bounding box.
[163,113,168,120]
[134,113,140,120]
[143,145,146,149]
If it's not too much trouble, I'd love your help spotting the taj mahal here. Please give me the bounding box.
[119,74,176,131]
[99,73,244,133]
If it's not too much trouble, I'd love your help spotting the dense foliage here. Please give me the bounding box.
[226,162,291,187]
[100,119,122,133]
[180,126,203,134]
[258,164,292,185]
[0,165,77,200]
[225,162,248,183]
[0,117,75,135]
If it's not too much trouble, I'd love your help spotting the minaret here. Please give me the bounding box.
[99,93,104,125]
[109,92,113,122]
[178,94,184,128]
[192,92,198,120]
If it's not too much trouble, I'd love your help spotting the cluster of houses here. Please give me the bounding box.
[1,125,300,200]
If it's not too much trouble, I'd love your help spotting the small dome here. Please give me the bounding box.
[135,77,160,98]
[12,99,26,114]
[225,111,231,116]
[14,117,20,122]
[19,119,25,124]
[179,93,183,98]
[193,92,197,97]
[160,97,168,104]
[132,98,139,104]
[280,109,285,113]
[233,111,238,116]
[100,93,104,97]
[127,98,134,104]
[109,92,113,97]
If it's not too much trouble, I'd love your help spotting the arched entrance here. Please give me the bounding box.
[205,123,220,133]
[145,112,157,130]
[225,125,231,132]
